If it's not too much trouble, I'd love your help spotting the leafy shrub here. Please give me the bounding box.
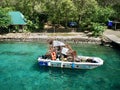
[26,20,40,32]
[91,22,106,37]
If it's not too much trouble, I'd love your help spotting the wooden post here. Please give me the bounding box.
[115,23,117,30]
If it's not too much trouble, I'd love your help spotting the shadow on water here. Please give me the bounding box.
[32,62,88,77]
[111,42,120,51]
[111,83,120,90]
[32,62,42,71]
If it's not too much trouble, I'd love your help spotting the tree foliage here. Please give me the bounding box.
[0,7,11,27]
[73,0,98,25]
[97,0,120,7]
[0,0,120,34]
[112,4,120,21]
[91,7,115,23]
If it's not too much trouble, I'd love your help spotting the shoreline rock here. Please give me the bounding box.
[0,33,102,44]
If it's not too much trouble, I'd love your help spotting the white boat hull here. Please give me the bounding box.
[38,56,104,69]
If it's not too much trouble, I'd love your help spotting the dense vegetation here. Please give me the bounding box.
[0,0,120,36]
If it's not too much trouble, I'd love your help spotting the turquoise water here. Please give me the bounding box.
[0,42,120,90]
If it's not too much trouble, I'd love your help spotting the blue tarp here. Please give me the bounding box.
[69,22,77,27]
[108,21,113,27]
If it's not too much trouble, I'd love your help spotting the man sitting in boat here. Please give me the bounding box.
[46,40,77,62]
[64,44,77,62]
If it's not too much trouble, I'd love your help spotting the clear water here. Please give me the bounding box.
[0,41,120,90]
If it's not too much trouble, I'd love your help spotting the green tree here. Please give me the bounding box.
[97,0,120,7]
[72,0,98,29]
[38,0,76,29]
[0,7,10,27]
[0,0,119,33]
[60,0,76,28]
[112,3,120,21]
[91,7,115,23]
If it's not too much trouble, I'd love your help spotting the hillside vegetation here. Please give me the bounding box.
[0,0,120,36]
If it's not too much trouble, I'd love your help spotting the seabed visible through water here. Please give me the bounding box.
[0,41,120,90]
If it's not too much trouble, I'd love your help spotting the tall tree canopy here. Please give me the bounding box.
[0,0,119,33]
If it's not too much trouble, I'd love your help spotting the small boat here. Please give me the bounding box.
[38,40,104,69]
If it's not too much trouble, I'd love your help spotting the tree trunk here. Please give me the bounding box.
[65,10,68,29]
[77,15,82,30]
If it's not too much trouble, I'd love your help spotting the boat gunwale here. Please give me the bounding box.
[38,57,103,65]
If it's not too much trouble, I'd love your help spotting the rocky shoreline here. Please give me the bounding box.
[0,33,103,44]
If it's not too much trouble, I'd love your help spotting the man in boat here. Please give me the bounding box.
[65,44,77,62]
[47,39,77,62]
